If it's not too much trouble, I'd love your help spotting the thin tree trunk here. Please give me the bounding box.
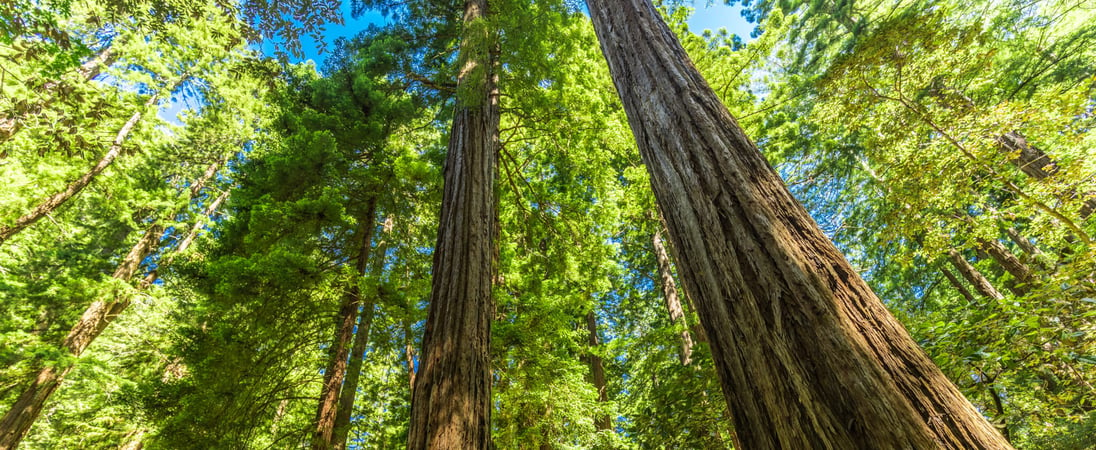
[1004,227,1042,258]
[405,0,498,447]
[652,229,694,365]
[585,0,1011,447]
[0,45,119,144]
[0,94,156,245]
[977,238,1036,296]
[941,266,978,304]
[584,311,611,431]
[313,200,377,450]
[948,250,1006,300]
[332,215,392,450]
[0,222,162,449]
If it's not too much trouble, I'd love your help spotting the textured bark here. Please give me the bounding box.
[652,229,694,365]
[977,238,1036,296]
[586,0,1011,447]
[313,200,377,450]
[0,94,155,246]
[1004,227,1043,258]
[948,250,1006,300]
[0,222,162,449]
[941,267,977,304]
[585,311,611,431]
[332,216,392,450]
[996,131,1096,218]
[0,45,119,144]
[406,0,497,446]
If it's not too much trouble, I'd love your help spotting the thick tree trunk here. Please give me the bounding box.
[652,229,694,365]
[313,200,377,450]
[406,0,498,446]
[948,250,1006,300]
[332,215,392,450]
[584,311,611,431]
[0,94,156,245]
[0,221,162,449]
[585,0,1011,447]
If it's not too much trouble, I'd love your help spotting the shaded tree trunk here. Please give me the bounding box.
[996,131,1096,219]
[941,266,978,304]
[406,0,498,446]
[584,311,611,431]
[976,238,1036,296]
[585,0,1011,447]
[313,200,377,450]
[332,215,393,450]
[0,93,157,245]
[948,250,1006,300]
[652,229,694,365]
[1004,227,1042,258]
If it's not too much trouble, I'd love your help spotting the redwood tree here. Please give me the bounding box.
[405,0,498,447]
[584,0,1012,447]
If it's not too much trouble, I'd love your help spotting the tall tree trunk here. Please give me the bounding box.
[0,44,120,144]
[996,131,1096,219]
[652,229,694,365]
[976,238,1036,296]
[948,250,1006,300]
[0,93,156,245]
[0,222,162,449]
[332,215,392,450]
[406,0,498,446]
[313,200,377,450]
[1004,227,1043,258]
[584,311,611,431]
[941,266,978,304]
[585,0,1011,447]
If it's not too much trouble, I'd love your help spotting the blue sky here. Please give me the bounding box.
[287,1,754,68]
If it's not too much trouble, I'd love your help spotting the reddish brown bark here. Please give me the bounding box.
[948,250,1006,300]
[586,0,1011,446]
[312,200,377,450]
[584,311,611,431]
[332,215,392,450]
[652,229,694,365]
[406,0,498,446]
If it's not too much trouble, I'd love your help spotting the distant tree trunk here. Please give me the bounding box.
[313,200,377,450]
[996,131,1096,219]
[406,0,498,446]
[1004,227,1042,258]
[586,0,1011,447]
[584,311,611,431]
[332,214,392,450]
[976,238,1036,296]
[948,250,1006,300]
[0,221,163,449]
[941,266,978,304]
[0,44,119,144]
[117,428,145,450]
[0,93,156,246]
[652,229,694,365]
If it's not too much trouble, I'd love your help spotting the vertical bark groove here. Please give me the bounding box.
[585,0,1011,447]
[584,311,611,431]
[406,0,498,446]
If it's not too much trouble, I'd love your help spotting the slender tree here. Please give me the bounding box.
[584,0,1011,446]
